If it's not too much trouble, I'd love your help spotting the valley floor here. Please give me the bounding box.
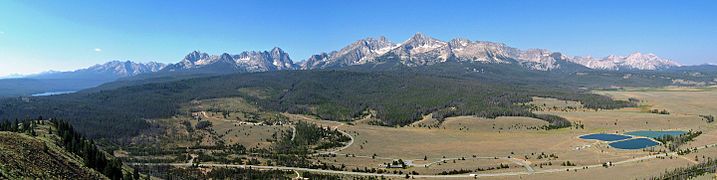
[124,87,717,179]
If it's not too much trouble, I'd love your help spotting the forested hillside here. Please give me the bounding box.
[0,67,635,139]
[0,119,127,179]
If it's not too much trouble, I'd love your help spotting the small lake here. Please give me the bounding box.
[624,130,687,139]
[579,133,632,141]
[31,91,76,97]
[609,138,660,149]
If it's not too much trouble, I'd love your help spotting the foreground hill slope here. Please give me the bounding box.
[0,131,105,179]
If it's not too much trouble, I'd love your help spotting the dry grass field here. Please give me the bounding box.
[475,157,695,180]
[280,87,717,178]
[598,87,717,116]
[207,117,290,149]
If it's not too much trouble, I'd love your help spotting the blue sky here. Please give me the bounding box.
[0,0,715,76]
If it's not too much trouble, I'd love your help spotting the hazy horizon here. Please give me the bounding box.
[1,0,715,76]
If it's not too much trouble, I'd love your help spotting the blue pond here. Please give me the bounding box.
[609,138,660,149]
[624,130,687,139]
[579,133,632,141]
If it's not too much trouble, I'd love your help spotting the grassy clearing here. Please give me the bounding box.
[275,88,717,176]
[597,89,717,116]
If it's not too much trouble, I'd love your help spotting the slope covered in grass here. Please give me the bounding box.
[0,131,105,179]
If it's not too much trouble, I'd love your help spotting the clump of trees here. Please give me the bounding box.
[532,114,571,129]
[0,119,38,136]
[651,157,717,180]
[194,121,212,129]
[301,172,342,179]
[52,120,126,180]
[650,109,670,115]
[656,130,702,151]
[700,115,714,123]
[438,169,473,175]
[561,161,576,166]
[384,159,407,168]
[272,121,350,155]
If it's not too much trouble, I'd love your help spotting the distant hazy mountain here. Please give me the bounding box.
[28,60,167,79]
[569,52,680,70]
[301,33,681,71]
[162,47,295,73]
[0,61,166,97]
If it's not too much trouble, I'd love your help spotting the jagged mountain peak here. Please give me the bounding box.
[391,33,451,66]
[219,53,232,59]
[402,32,446,47]
[165,48,295,73]
[407,32,430,40]
[625,52,662,61]
[354,36,393,48]
[184,50,209,62]
[449,38,472,46]
[300,36,397,69]
[270,47,285,54]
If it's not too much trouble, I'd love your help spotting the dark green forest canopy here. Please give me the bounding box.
[0,69,635,139]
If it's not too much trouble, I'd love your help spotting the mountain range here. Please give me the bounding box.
[300,33,681,71]
[158,33,682,73]
[19,33,686,79]
[0,33,707,97]
[72,33,686,76]
[161,47,295,73]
